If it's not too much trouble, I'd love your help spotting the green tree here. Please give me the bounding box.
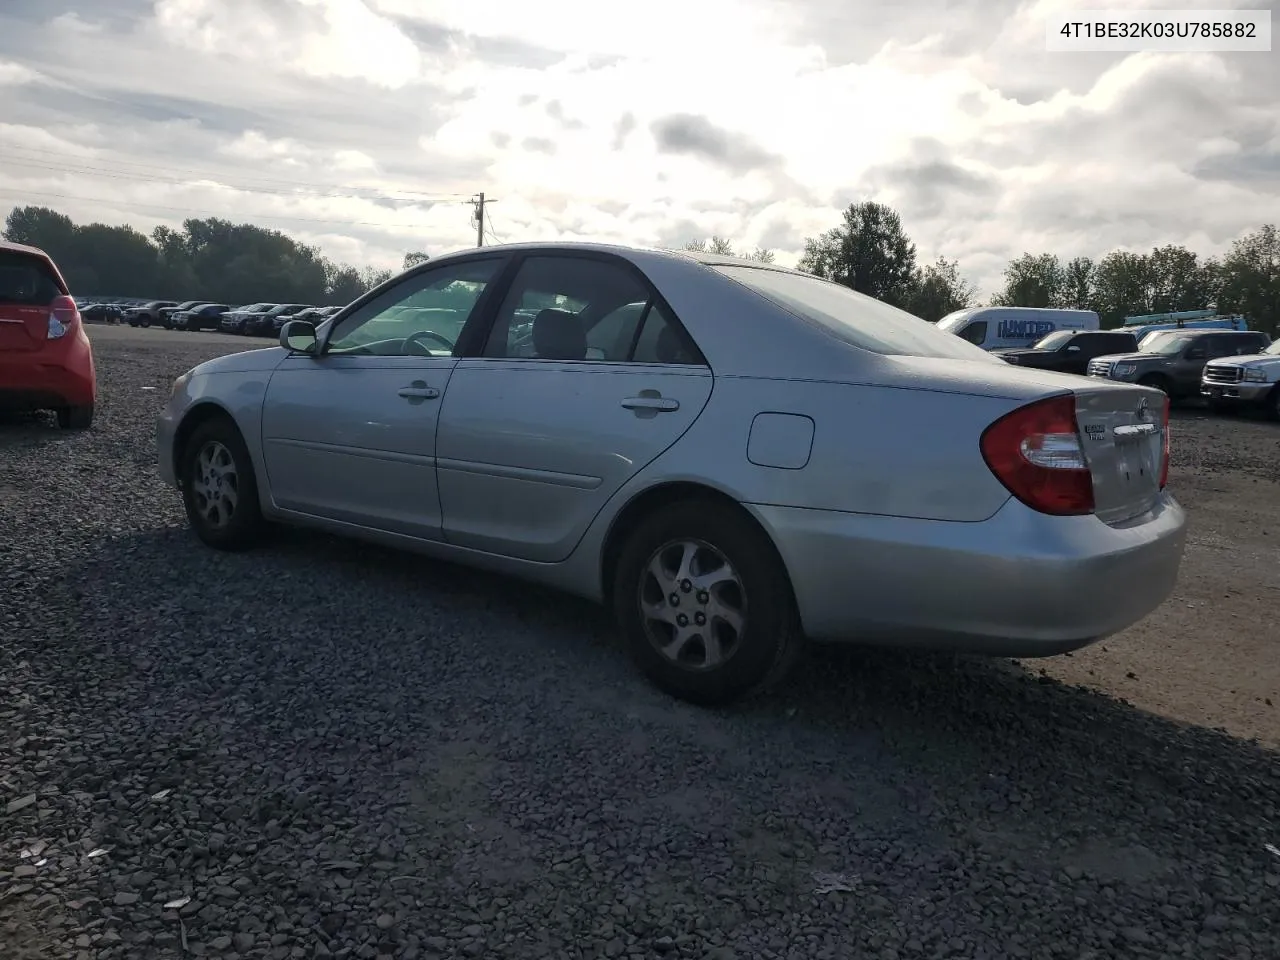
[905,256,975,322]
[683,236,774,262]
[991,253,1068,308]
[403,251,430,270]
[1146,244,1216,314]
[1091,251,1153,327]
[1062,256,1095,310]
[1216,224,1279,335]
[3,205,390,305]
[4,206,78,263]
[797,201,918,307]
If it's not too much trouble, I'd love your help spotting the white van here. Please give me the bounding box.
[935,307,1101,351]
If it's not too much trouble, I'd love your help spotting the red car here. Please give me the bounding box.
[0,240,96,429]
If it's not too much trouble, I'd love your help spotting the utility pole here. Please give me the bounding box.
[471,192,496,247]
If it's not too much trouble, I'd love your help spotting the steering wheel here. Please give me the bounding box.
[401,330,456,355]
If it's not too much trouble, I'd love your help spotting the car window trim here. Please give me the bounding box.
[455,249,708,367]
[317,253,512,356]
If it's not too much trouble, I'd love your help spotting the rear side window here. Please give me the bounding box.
[0,251,63,305]
[716,265,998,361]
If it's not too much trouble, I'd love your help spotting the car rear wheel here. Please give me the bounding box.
[612,499,802,706]
[180,417,265,551]
[57,405,94,430]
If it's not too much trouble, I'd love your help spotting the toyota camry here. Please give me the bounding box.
[157,243,1186,705]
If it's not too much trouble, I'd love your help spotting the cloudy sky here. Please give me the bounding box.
[1,0,1277,295]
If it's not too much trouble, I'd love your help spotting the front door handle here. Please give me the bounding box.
[398,382,440,400]
[621,395,679,412]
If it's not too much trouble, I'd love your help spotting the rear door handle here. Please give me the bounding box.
[398,384,439,400]
[621,396,679,412]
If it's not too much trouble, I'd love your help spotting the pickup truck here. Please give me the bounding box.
[1202,339,1280,418]
[993,330,1138,375]
[1087,329,1272,401]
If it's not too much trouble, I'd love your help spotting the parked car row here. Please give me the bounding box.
[115,299,344,334]
[988,326,1278,418]
[219,303,342,337]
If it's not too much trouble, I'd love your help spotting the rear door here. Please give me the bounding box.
[0,249,64,352]
[1073,385,1166,525]
[435,253,712,562]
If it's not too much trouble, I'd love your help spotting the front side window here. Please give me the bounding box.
[326,258,501,357]
[957,321,987,346]
[717,266,998,361]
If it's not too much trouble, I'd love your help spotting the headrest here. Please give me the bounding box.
[532,309,586,360]
[655,324,685,364]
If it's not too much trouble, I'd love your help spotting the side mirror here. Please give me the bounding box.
[280,319,318,354]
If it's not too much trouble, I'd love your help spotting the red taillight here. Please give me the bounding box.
[48,295,80,340]
[980,394,1094,516]
[1158,394,1170,489]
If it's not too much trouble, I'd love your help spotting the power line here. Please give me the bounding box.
[0,152,469,206]
[0,186,446,228]
[0,144,469,203]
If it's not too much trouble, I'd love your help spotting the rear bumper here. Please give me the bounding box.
[1201,382,1272,404]
[754,493,1186,656]
[0,337,96,410]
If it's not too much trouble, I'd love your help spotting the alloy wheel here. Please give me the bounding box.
[638,539,747,670]
[191,440,239,529]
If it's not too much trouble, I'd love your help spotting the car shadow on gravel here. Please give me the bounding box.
[0,409,63,445]
[35,522,1280,956]
[72,521,1280,783]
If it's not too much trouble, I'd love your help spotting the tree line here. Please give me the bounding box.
[1,206,423,307]
[790,202,1278,334]
[5,203,1276,335]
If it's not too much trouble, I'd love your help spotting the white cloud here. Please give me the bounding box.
[0,0,1277,293]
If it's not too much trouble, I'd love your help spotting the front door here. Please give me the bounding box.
[260,257,506,540]
[435,253,713,562]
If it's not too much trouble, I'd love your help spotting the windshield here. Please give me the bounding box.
[935,309,975,333]
[1141,335,1192,355]
[1032,330,1075,350]
[716,267,997,361]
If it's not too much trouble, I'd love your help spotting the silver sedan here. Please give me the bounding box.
[157,243,1186,704]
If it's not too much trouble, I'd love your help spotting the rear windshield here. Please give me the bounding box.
[716,266,998,361]
[0,251,63,305]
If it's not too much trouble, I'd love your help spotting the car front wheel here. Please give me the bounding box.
[179,417,265,550]
[612,499,802,706]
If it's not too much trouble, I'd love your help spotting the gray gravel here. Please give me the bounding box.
[2,326,1278,960]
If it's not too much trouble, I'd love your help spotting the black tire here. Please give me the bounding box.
[179,416,265,551]
[56,405,94,430]
[1137,373,1171,395]
[1267,386,1280,422]
[611,499,802,706]
[139,317,151,328]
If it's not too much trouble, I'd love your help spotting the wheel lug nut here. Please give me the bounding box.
[681,579,692,592]
[694,612,706,626]
[669,593,680,606]
[696,591,709,604]
[676,614,689,627]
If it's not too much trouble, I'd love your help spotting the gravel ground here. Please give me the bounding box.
[2,325,1278,960]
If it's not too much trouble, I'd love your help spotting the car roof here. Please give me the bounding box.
[423,240,801,275]
[0,239,52,258]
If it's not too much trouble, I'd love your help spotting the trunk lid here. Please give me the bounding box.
[1073,384,1166,525]
[0,249,64,352]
